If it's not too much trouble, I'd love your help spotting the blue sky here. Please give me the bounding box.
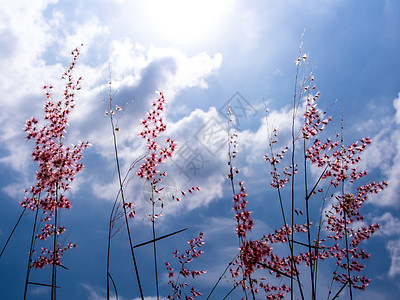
[0,0,400,299]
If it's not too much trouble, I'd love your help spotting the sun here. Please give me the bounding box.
[138,0,234,47]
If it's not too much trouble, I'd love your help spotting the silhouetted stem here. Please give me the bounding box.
[107,272,119,300]
[303,139,316,300]
[151,183,160,300]
[109,92,144,299]
[222,284,238,300]
[343,210,353,299]
[290,44,300,300]
[51,185,59,300]
[23,203,40,300]
[0,207,27,259]
[327,265,340,300]
[287,40,307,300]
[206,253,238,300]
[268,138,304,294]
[227,113,251,300]
[340,110,353,300]
[106,196,118,300]
[107,154,145,299]
[133,228,187,248]
[331,280,348,300]
[27,282,61,288]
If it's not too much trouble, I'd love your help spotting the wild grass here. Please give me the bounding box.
[0,42,386,299]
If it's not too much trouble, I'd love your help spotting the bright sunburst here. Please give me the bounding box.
[138,0,233,46]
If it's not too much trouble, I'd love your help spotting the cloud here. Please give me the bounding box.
[0,0,55,67]
[372,212,400,236]
[387,239,400,277]
[75,45,224,209]
[119,106,228,216]
[83,283,160,300]
[106,41,222,100]
[82,283,160,300]
[62,17,109,56]
[394,92,400,124]
[371,212,400,278]
[359,92,400,207]
[240,104,294,161]
[0,2,223,205]
[71,40,223,150]
[0,0,224,213]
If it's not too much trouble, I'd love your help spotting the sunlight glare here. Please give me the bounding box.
[140,0,233,45]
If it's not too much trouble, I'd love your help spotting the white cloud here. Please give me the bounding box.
[62,17,109,56]
[0,0,224,213]
[106,41,222,100]
[393,92,400,124]
[0,0,55,67]
[372,212,400,236]
[30,286,48,295]
[240,104,294,162]
[76,46,224,209]
[387,239,400,277]
[0,0,223,205]
[359,93,400,207]
[371,212,400,278]
[127,106,227,215]
[83,283,160,300]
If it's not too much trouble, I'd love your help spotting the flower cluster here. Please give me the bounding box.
[21,46,89,269]
[264,128,294,190]
[241,52,386,299]
[302,85,384,293]
[228,116,293,298]
[123,202,135,219]
[306,137,371,188]
[136,91,199,215]
[302,80,331,140]
[30,243,76,269]
[232,182,254,238]
[166,232,206,299]
[229,180,297,298]
[321,182,386,290]
[137,92,176,182]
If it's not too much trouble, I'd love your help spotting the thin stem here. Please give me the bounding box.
[171,263,184,299]
[306,165,329,201]
[51,188,59,300]
[290,42,301,300]
[0,207,27,259]
[107,272,119,300]
[23,203,40,300]
[303,139,316,300]
[133,228,187,249]
[331,280,349,300]
[108,84,144,299]
[106,195,118,300]
[151,182,160,300]
[290,83,297,299]
[313,185,331,293]
[343,210,353,299]
[266,113,304,299]
[227,110,249,300]
[206,253,238,300]
[327,265,340,300]
[107,155,145,300]
[339,107,353,300]
[222,284,238,300]
[285,36,308,300]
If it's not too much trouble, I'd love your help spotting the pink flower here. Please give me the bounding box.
[22,46,88,270]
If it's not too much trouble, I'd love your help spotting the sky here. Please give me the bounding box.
[0,0,400,299]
